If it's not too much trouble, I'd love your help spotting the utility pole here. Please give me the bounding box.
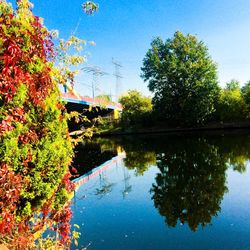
[81,66,108,100]
[112,58,123,101]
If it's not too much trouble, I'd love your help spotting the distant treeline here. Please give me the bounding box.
[118,31,250,128]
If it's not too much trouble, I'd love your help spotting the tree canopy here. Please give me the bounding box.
[241,80,250,106]
[214,79,247,122]
[119,90,152,126]
[225,79,240,91]
[141,31,220,126]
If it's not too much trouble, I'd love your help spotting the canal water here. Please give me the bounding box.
[71,132,250,250]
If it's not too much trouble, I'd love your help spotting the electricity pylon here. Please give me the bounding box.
[82,65,108,100]
[112,58,123,101]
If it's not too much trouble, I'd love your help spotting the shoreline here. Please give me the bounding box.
[98,122,250,137]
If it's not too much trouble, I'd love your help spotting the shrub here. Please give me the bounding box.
[0,0,76,247]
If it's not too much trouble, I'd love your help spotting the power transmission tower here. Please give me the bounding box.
[81,66,108,100]
[112,58,123,101]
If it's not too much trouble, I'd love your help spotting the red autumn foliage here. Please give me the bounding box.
[0,164,22,234]
[53,205,73,245]
[63,172,76,192]
[1,1,75,248]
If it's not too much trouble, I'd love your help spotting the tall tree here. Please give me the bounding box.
[141,31,220,126]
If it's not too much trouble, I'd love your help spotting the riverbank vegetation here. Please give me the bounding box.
[1,0,250,248]
[105,32,250,133]
[0,0,96,248]
[119,90,153,127]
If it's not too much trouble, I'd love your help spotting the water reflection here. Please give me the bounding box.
[124,151,156,176]
[71,140,117,178]
[94,132,250,231]
[151,137,228,231]
[121,167,132,198]
[113,136,157,175]
[95,172,115,199]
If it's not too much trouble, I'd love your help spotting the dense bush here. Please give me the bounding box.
[0,0,76,247]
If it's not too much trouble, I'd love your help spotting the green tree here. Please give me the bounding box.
[215,81,247,122]
[119,90,152,126]
[141,31,220,126]
[241,80,250,106]
[226,79,240,91]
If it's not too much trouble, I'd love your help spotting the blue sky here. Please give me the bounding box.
[9,0,250,99]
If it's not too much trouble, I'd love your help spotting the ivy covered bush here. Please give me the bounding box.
[0,0,77,248]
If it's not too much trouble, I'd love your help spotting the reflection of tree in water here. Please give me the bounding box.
[228,155,248,173]
[217,135,250,173]
[150,134,250,231]
[96,133,250,230]
[151,138,228,231]
[110,136,157,176]
[124,151,156,175]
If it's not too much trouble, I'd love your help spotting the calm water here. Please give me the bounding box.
[71,132,250,250]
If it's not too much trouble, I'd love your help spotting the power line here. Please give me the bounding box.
[112,58,123,101]
[81,65,108,99]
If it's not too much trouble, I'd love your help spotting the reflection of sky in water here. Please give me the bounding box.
[71,137,250,250]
